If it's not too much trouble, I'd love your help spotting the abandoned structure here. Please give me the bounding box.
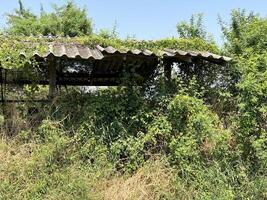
[0,41,232,99]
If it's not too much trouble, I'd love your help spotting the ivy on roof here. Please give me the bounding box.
[0,35,221,69]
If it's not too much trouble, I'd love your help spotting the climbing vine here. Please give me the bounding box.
[0,35,221,70]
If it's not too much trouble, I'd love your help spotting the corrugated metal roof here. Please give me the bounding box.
[33,42,232,64]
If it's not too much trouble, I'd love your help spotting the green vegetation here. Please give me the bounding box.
[177,13,208,40]
[6,0,93,36]
[0,1,267,199]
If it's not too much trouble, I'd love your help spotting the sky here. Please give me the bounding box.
[0,0,267,45]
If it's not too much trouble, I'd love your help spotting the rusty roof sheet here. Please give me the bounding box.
[33,42,232,64]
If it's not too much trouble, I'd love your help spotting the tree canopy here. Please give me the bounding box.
[6,0,93,37]
[176,13,208,40]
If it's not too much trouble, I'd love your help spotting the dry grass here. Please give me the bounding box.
[92,159,177,200]
[0,141,178,200]
[0,139,34,186]
[0,131,198,200]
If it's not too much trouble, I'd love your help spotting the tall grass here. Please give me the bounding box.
[0,120,267,199]
[0,88,267,199]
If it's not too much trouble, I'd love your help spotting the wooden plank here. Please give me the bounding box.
[0,99,50,103]
[164,62,172,81]
[48,59,57,98]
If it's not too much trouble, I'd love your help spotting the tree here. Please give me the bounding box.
[6,0,93,37]
[222,10,267,170]
[176,13,208,40]
[98,21,118,39]
[53,1,93,37]
[6,0,39,35]
[220,9,258,55]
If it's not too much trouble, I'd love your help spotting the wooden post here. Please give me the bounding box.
[48,58,57,98]
[164,62,172,82]
[0,68,5,116]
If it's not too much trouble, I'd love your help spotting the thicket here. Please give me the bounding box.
[0,2,267,199]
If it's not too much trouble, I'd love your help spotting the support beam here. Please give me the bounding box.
[0,99,50,103]
[48,58,57,98]
[0,68,6,116]
[164,62,172,81]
